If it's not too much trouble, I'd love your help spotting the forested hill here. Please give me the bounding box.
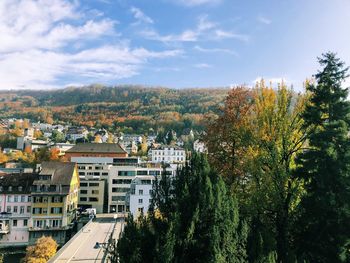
[0,85,229,134]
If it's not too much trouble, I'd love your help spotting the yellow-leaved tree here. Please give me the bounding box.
[24,236,58,263]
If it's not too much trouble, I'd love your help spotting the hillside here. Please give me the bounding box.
[0,85,229,134]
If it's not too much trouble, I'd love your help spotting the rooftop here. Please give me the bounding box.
[66,143,126,154]
[37,161,76,185]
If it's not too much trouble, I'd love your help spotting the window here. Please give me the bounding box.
[7,206,11,213]
[13,220,17,227]
[21,196,25,202]
[118,171,136,176]
[18,186,23,192]
[89,183,99,187]
[112,188,129,193]
[138,199,143,204]
[89,197,98,202]
[34,197,42,203]
[92,190,99,195]
[137,170,148,175]
[111,196,125,201]
[42,197,48,203]
[7,196,12,202]
[14,196,18,202]
[51,219,61,228]
[79,172,85,176]
[52,196,62,203]
[20,206,24,214]
[32,208,41,214]
[149,189,153,195]
[80,190,88,194]
[28,196,31,202]
[13,206,18,213]
[34,220,44,228]
[42,208,48,214]
[51,207,62,214]
[80,183,88,187]
[112,179,132,184]
[139,190,143,195]
[80,197,87,202]
[23,219,28,227]
[27,206,31,213]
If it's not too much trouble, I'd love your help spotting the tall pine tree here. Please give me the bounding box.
[296,52,350,262]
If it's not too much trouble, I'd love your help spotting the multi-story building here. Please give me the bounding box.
[66,144,128,214]
[0,173,37,247]
[73,156,139,213]
[108,165,176,213]
[126,176,155,217]
[29,162,79,245]
[148,145,186,163]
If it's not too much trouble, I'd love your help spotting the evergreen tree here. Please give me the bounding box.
[117,154,248,262]
[295,52,350,262]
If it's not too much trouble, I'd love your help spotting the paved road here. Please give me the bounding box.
[51,217,124,263]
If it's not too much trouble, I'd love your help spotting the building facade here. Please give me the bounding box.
[108,165,176,213]
[29,162,79,245]
[0,173,37,247]
[148,145,186,163]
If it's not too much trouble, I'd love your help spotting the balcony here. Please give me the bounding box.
[28,225,71,232]
[0,212,12,219]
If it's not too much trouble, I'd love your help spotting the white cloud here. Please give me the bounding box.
[257,16,272,25]
[140,15,228,43]
[140,29,198,42]
[194,63,212,68]
[215,30,249,42]
[174,0,221,7]
[0,0,182,89]
[130,6,154,24]
[194,45,237,56]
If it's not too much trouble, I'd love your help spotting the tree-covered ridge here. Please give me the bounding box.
[0,85,228,133]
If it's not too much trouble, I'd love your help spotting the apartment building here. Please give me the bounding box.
[108,165,176,213]
[0,173,37,247]
[148,145,186,163]
[66,144,133,214]
[126,176,155,217]
[29,162,79,245]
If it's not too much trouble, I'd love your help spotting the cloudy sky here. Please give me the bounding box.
[0,0,349,90]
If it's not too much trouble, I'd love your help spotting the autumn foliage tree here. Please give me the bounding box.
[24,236,58,263]
[205,82,309,262]
[205,86,254,188]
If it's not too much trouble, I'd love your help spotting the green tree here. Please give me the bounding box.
[117,154,248,262]
[51,130,65,143]
[295,52,350,262]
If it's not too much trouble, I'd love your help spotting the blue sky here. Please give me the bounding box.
[0,0,349,90]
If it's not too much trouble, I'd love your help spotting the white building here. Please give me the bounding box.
[108,165,176,213]
[148,145,186,163]
[127,176,154,217]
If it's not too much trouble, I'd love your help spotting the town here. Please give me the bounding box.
[0,118,206,249]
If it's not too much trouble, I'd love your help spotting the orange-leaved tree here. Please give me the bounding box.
[24,236,58,263]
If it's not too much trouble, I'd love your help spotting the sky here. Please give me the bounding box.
[0,0,349,90]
